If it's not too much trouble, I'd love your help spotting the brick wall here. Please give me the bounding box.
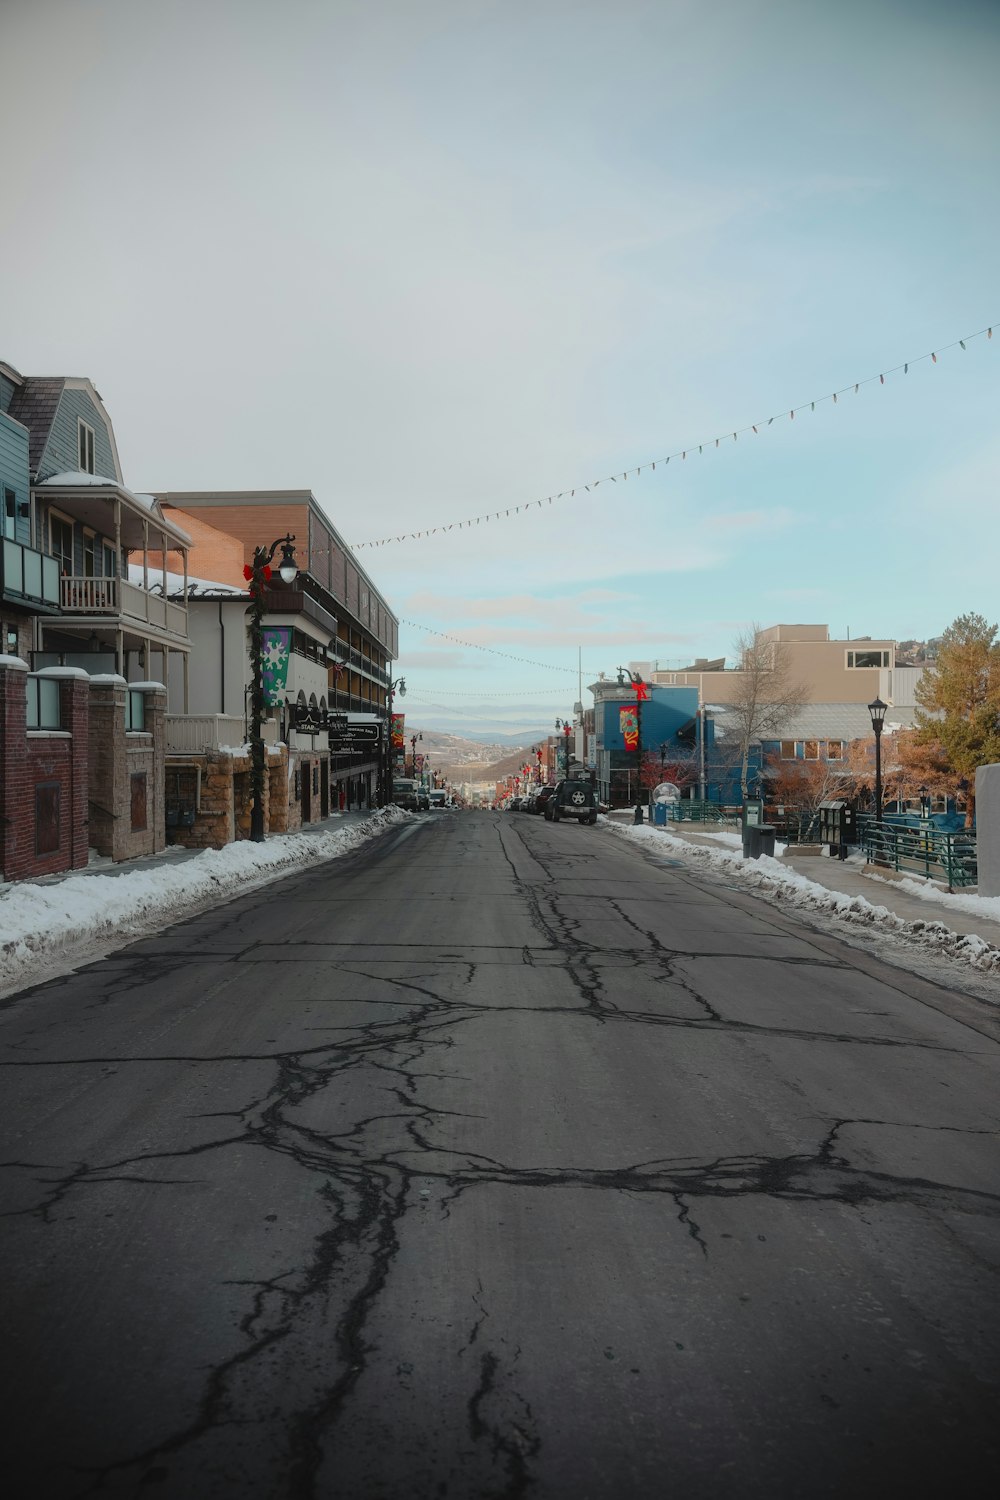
[0,662,89,883]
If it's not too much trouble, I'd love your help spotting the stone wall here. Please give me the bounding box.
[165,746,290,848]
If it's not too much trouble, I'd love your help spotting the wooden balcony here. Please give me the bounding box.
[60,575,187,638]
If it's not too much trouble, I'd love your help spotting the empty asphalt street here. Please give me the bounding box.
[1,810,999,1499]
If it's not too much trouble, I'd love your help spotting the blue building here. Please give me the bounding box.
[591,680,717,807]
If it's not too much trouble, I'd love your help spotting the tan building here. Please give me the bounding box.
[651,624,897,706]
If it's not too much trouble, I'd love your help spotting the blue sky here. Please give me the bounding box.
[3,0,998,737]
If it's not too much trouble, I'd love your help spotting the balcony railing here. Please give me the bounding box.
[165,715,278,753]
[61,575,187,636]
[2,538,61,608]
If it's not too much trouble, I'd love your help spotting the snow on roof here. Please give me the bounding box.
[38,473,192,544]
[39,470,120,487]
[126,564,246,597]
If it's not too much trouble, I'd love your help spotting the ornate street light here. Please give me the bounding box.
[868,696,888,862]
[246,534,298,841]
[617,666,649,824]
[382,675,406,806]
[868,696,887,824]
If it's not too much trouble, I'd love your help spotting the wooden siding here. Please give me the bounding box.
[0,413,31,545]
[37,389,119,482]
[0,374,17,415]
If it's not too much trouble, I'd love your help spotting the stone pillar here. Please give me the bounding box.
[87,674,127,858]
[975,764,1000,897]
[60,671,91,870]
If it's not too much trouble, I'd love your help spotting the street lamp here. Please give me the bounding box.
[617,666,649,824]
[382,675,405,806]
[868,697,887,861]
[555,717,573,777]
[410,731,423,777]
[246,534,298,841]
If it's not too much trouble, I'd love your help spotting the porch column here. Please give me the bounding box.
[142,519,150,620]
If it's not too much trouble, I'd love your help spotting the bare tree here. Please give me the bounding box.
[727,623,808,799]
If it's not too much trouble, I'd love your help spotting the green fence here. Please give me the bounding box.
[861,822,978,890]
[671,801,731,824]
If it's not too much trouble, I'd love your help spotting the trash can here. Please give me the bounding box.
[744,825,776,859]
[654,802,667,826]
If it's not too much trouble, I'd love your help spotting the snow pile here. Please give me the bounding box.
[0,807,409,997]
[603,820,1000,979]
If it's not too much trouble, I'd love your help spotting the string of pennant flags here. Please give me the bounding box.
[353,320,995,551]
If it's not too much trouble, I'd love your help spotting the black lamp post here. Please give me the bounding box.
[659,742,668,777]
[555,717,573,777]
[868,696,887,824]
[868,697,888,865]
[247,534,298,842]
[410,732,422,777]
[618,667,648,824]
[382,675,405,806]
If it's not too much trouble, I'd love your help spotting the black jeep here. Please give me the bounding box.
[546,778,599,825]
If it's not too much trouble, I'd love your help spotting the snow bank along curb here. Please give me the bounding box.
[603,819,1000,981]
[0,806,410,997]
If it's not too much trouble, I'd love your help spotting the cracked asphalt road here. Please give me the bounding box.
[2,810,999,1499]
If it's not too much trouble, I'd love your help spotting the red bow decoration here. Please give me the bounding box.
[635,681,650,701]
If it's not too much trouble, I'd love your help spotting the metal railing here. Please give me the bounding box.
[861,821,978,890]
[670,800,732,823]
[2,538,61,607]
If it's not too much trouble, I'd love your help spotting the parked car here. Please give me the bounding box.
[509,796,523,811]
[533,784,556,816]
[546,778,599,825]
[521,789,538,813]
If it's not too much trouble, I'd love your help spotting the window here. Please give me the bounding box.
[780,740,797,760]
[83,531,96,578]
[78,420,96,474]
[26,677,61,729]
[103,543,117,577]
[846,649,890,669]
[125,690,145,731]
[826,740,844,760]
[3,487,15,539]
[50,514,74,574]
[803,740,820,760]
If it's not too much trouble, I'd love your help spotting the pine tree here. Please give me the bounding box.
[914,613,1000,826]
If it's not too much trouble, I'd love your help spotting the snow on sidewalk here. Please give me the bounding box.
[603,818,1000,983]
[0,807,409,999]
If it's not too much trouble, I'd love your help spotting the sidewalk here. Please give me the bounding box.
[18,809,375,885]
[605,811,1000,957]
